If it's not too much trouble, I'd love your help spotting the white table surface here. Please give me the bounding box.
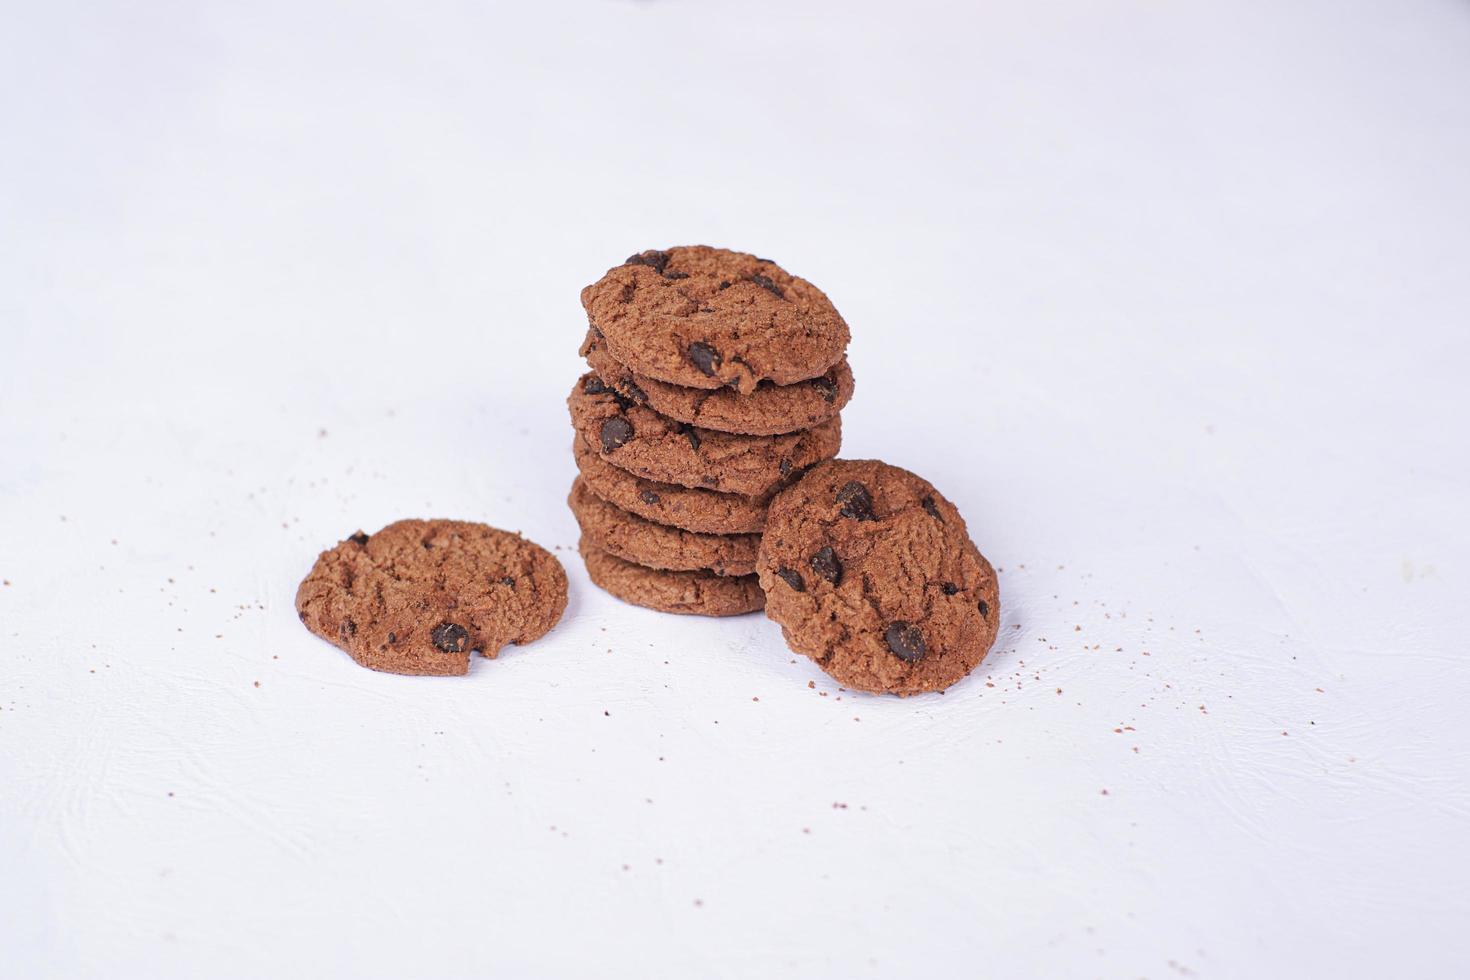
[4,1,1468,977]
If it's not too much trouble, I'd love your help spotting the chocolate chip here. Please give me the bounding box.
[584,375,635,410]
[663,270,689,280]
[718,280,731,290]
[779,459,792,476]
[688,341,721,377]
[679,423,701,451]
[625,250,670,275]
[600,416,634,452]
[885,622,926,662]
[501,576,516,587]
[810,547,842,585]
[639,489,660,505]
[941,582,958,595]
[836,481,875,520]
[387,632,397,644]
[775,566,806,592]
[621,379,648,404]
[749,273,784,298]
[921,496,942,521]
[431,622,470,654]
[297,610,307,623]
[809,375,838,403]
[977,599,990,618]
[339,619,357,637]
[348,531,369,546]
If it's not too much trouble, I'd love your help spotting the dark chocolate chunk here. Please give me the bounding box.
[809,375,838,403]
[501,576,516,587]
[679,423,701,451]
[625,250,670,275]
[775,566,806,592]
[749,273,784,298]
[600,416,634,452]
[779,459,793,476]
[663,270,689,280]
[941,582,958,596]
[885,622,926,662]
[639,489,660,505]
[688,341,722,377]
[348,531,369,546]
[921,496,942,520]
[584,375,635,410]
[621,379,648,404]
[836,481,875,521]
[977,599,990,618]
[431,622,470,654]
[810,547,842,586]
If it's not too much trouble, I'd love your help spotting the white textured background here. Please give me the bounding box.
[3,1,1468,977]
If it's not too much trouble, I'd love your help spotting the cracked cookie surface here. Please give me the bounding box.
[295,519,568,675]
[579,246,849,394]
[571,438,770,535]
[580,327,854,436]
[568,477,759,576]
[579,537,764,617]
[568,372,841,497]
[756,460,999,695]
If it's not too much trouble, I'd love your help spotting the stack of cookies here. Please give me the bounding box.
[568,246,854,616]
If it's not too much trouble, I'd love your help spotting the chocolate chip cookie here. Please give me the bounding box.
[580,328,854,436]
[568,477,759,576]
[296,519,568,675]
[580,246,849,395]
[568,373,841,497]
[571,438,770,535]
[756,460,1000,695]
[579,537,764,617]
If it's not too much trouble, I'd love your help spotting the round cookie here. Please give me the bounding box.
[568,477,758,577]
[580,327,855,436]
[568,373,841,498]
[579,537,764,617]
[756,460,1000,696]
[295,519,568,676]
[572,438,769,535]
[580,246,850,394]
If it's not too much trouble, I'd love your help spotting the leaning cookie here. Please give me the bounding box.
[581,328,854,436]
[296,519,567,675]
[568,373,841,498]
[579,537,764,617]
[571,438,770,535]
[756,460,999,696]
[580,246,849,394]
[568,477,759,576]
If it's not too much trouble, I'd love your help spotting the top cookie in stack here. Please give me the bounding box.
[568,246,854,616]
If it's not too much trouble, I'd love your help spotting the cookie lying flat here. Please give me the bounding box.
[581,328,854,436]
[579,537,764,617]
[296,519,567,676]
[756,460,999,696]
[568,477,759,577]
[580,246,849,395]
[572,438,770,535]
[568,373,841,498]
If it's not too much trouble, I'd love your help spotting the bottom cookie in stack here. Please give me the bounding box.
[578,537,764,617]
